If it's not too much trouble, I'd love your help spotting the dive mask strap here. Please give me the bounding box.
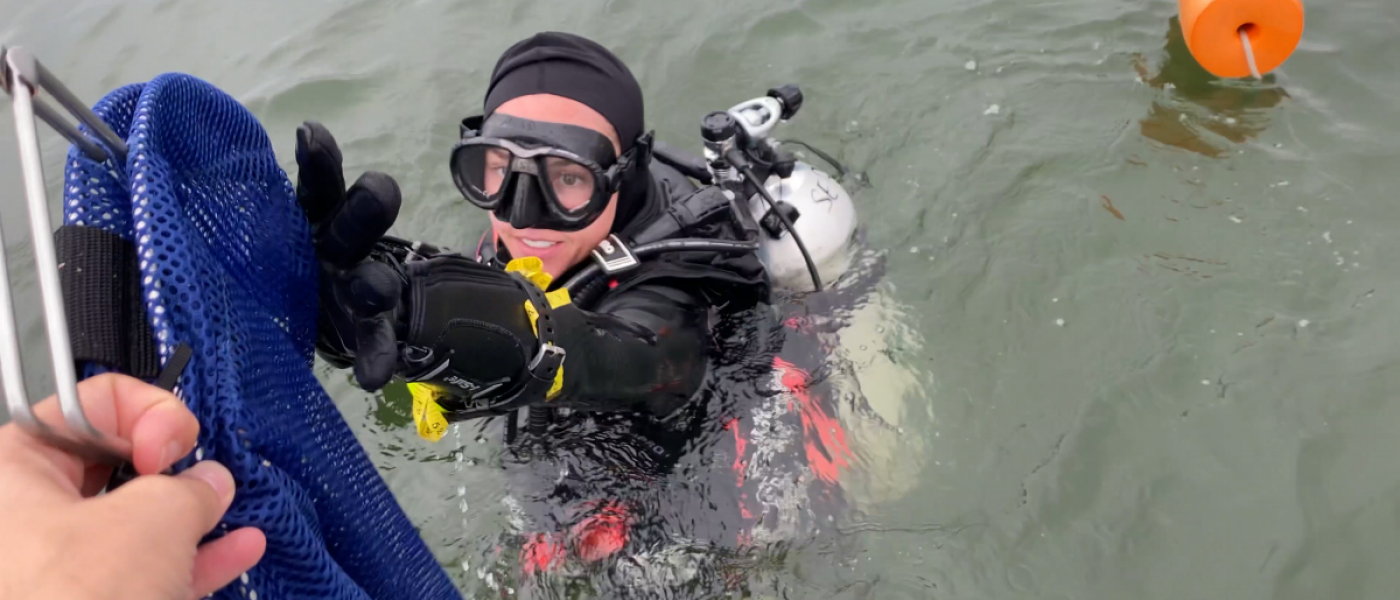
[631,130,654,170]
[610,130,654,186]
[459,114,484,139]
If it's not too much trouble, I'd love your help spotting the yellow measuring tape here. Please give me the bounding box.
[407,256,571,442]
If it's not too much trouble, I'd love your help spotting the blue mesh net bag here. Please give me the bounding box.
[63,73,461,600]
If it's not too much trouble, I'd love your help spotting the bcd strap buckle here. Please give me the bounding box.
[590,234,640,275]
[527,342,566,372]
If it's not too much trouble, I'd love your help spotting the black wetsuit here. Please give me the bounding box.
[444,153,781,579]
[473,160,770,420]
[463,153,876,596]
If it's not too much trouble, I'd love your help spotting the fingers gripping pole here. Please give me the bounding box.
[1,45,131,465]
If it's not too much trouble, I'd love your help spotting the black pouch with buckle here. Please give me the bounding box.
[397,254,574,417]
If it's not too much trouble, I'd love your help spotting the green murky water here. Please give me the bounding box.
[4,0,1400,597]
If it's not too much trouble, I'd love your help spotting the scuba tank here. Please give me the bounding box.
[702,86,859,293]
[756,162,857,292]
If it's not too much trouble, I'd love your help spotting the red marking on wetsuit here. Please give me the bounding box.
[773,357,854,484]
[570,501,631,563]
[784,316,811,331]
[725,418,748,487]
[608,279,619,289]
[520,532,565,575]
[724,418,758,541]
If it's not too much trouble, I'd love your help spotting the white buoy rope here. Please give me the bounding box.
[1239,27,1262,79]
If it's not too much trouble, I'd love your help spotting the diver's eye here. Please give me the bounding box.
[548,163,597,211]
[481,148,512,195]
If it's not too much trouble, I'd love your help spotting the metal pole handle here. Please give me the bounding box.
[1,45,131,465]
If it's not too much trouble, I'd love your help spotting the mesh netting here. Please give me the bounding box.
[64,73,460,600]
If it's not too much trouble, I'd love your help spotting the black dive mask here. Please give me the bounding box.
[451,113,646,232]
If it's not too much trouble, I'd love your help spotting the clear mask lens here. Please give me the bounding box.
[455,145,599,215]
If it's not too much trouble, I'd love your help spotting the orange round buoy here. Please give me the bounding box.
[1178,0,1305,78]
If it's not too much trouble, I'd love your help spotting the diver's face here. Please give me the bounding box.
[486,94,620,279]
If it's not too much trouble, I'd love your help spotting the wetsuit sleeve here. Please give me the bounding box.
[553,283,710,416]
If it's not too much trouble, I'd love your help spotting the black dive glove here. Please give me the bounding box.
[295,121,404,389]
[295,122,573,410]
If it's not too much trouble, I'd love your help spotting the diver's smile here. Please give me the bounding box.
[502,228,567,258]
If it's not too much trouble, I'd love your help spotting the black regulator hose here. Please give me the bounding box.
[527,404,551,435]
[726,149,823,292]
[562,238,761,297]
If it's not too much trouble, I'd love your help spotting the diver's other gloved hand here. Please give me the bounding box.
[295,121,405,391]
[395,253,567,405]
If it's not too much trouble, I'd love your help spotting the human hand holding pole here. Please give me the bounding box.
[0,373,266,600]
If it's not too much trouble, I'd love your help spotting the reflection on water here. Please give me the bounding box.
[1132,17,1290,158]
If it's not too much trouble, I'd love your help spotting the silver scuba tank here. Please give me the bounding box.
[709,92,859,293]
[749,161,857,293]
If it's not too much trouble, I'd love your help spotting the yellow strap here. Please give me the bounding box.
[408,383,450,442]
[505,257,570,401]
[504,256,573,309]
[406,257,573,443]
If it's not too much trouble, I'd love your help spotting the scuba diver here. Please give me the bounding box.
[299,30,769,420]
[297,31,870,588]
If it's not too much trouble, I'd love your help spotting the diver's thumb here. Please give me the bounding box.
[354,312,398,391]
[341,260,404,391]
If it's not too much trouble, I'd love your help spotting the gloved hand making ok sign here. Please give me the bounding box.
[293,122,573,416]
[294,121,406,391]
